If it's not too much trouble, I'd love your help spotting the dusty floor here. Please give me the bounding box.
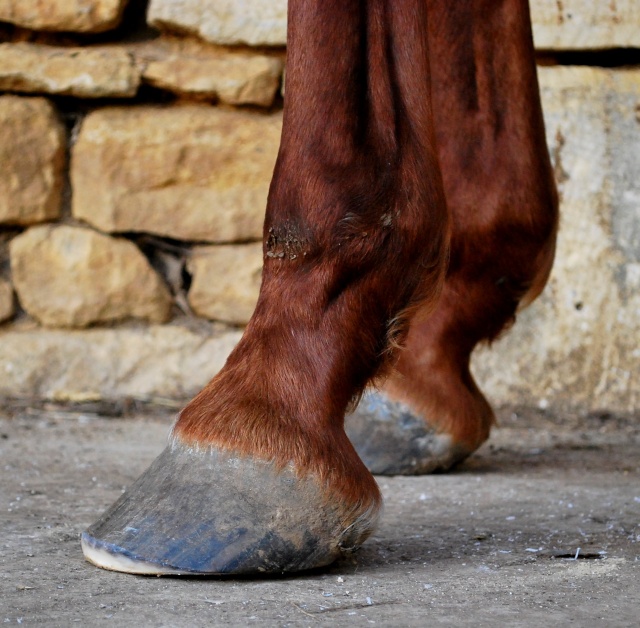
[1,404,638,627]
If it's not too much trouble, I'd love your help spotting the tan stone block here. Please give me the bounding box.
[0,0,127,33]
[72,106,281,242]
[0,279,15,323]
[10,225,172,328]
[0,322,242,401]
[136,37,283,107]
[148,0,287,47]
[188,243,262,325]
[531,0,639,50]
[0,96,65,226]
[0,43,139,98]
[472,67,640,414]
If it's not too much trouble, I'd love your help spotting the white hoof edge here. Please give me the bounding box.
[81,535,187,576]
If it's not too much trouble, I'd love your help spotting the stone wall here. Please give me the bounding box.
[0,1,638,416]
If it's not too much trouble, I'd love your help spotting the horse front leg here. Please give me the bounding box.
[81,0,449,575]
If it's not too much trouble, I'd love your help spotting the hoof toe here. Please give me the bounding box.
[346,391,472,475]
[82,443,378,576]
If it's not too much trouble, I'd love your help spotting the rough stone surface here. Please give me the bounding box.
[10,225,172,328]
[148,0,639,49]
[1,63,638,416]
[0,43,139,98]
[473,67,640,415]
[188,243,262,324]
[0,323,241,401]
[531,0,640,50]
[136,37,283,107]
[0,0,127,33]
[72,106,281,242]
[0,279,14,323]
[0,96,65,226]
[148,0,287,47]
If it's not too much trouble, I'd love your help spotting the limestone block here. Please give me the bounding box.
[0,96,65,226]
[472,67,640,414]
[10,225,172,328]
[531,0,640,50]
[148,0,287,47]
[136,37,283,107]
[0,279,15,323]
[0,43,139,99]
[188,243,262,324]
[72,106,281,242]
[0,0,127,33]
[0,323,242,401]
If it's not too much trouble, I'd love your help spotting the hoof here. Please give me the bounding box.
[82,442,378,576]
[345,390,473,475]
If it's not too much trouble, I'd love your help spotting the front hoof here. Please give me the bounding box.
[82,442,378,576]
[345,391,472,475]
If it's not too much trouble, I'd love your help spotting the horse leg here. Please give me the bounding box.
[346,0,559,474]
[81,0,449,575]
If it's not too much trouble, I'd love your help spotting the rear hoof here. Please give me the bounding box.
[346,391,473,475]
[82,442,379,576]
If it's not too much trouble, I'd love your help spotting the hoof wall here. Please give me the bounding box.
[82,443,376,576]
[346,391,471,475]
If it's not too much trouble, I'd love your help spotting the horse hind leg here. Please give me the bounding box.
[346,0,559,474]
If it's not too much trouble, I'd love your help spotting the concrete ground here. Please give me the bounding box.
[1,404,638,627]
